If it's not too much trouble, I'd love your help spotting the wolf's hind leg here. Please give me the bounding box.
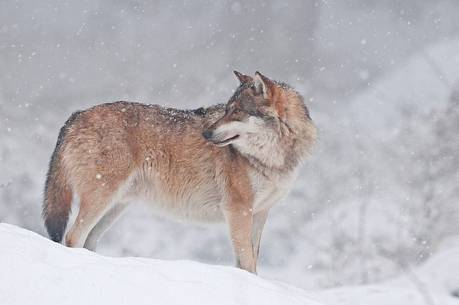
[65,190,114,248]
[84,201,129,251]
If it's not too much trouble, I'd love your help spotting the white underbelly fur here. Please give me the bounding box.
[119,171,225,223]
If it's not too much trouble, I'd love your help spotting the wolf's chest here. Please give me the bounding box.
[249,170,298,213]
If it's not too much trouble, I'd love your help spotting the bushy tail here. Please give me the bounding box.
[43,153,72,243]
[42,116,76,243]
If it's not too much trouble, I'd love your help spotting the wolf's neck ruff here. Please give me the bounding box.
[233,122,309,177]
[229,88,315,176]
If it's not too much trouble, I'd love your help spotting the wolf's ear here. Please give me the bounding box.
[255,71,287,118]
[255,71,276,99]
[233,70,253,84]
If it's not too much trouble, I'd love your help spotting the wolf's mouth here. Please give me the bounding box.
[215,135,240,146]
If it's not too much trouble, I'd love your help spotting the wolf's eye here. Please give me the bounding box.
[233,108,242,115]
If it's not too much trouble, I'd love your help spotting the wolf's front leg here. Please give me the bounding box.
[252,209,269,265]
[224,204,256,273]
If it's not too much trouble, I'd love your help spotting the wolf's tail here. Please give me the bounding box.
[42,112,80,243]
[43,142,72,243]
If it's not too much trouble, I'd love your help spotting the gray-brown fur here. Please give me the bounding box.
[42,72,316,273]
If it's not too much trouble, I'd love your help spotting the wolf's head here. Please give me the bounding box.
[203,71,315,169]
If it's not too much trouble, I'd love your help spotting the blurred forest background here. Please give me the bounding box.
[1,0,458,289]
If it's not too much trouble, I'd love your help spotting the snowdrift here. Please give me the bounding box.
[0,223,458,305]
[0,224,322,305]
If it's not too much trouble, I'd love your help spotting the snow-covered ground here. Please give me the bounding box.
[0,223,322,305]
[1,223,458,305]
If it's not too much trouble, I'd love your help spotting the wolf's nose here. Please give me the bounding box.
[202,130,213,140]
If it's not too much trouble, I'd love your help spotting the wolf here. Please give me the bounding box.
[42,71,316,273]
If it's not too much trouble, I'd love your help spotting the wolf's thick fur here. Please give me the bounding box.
[43,71,316,273]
